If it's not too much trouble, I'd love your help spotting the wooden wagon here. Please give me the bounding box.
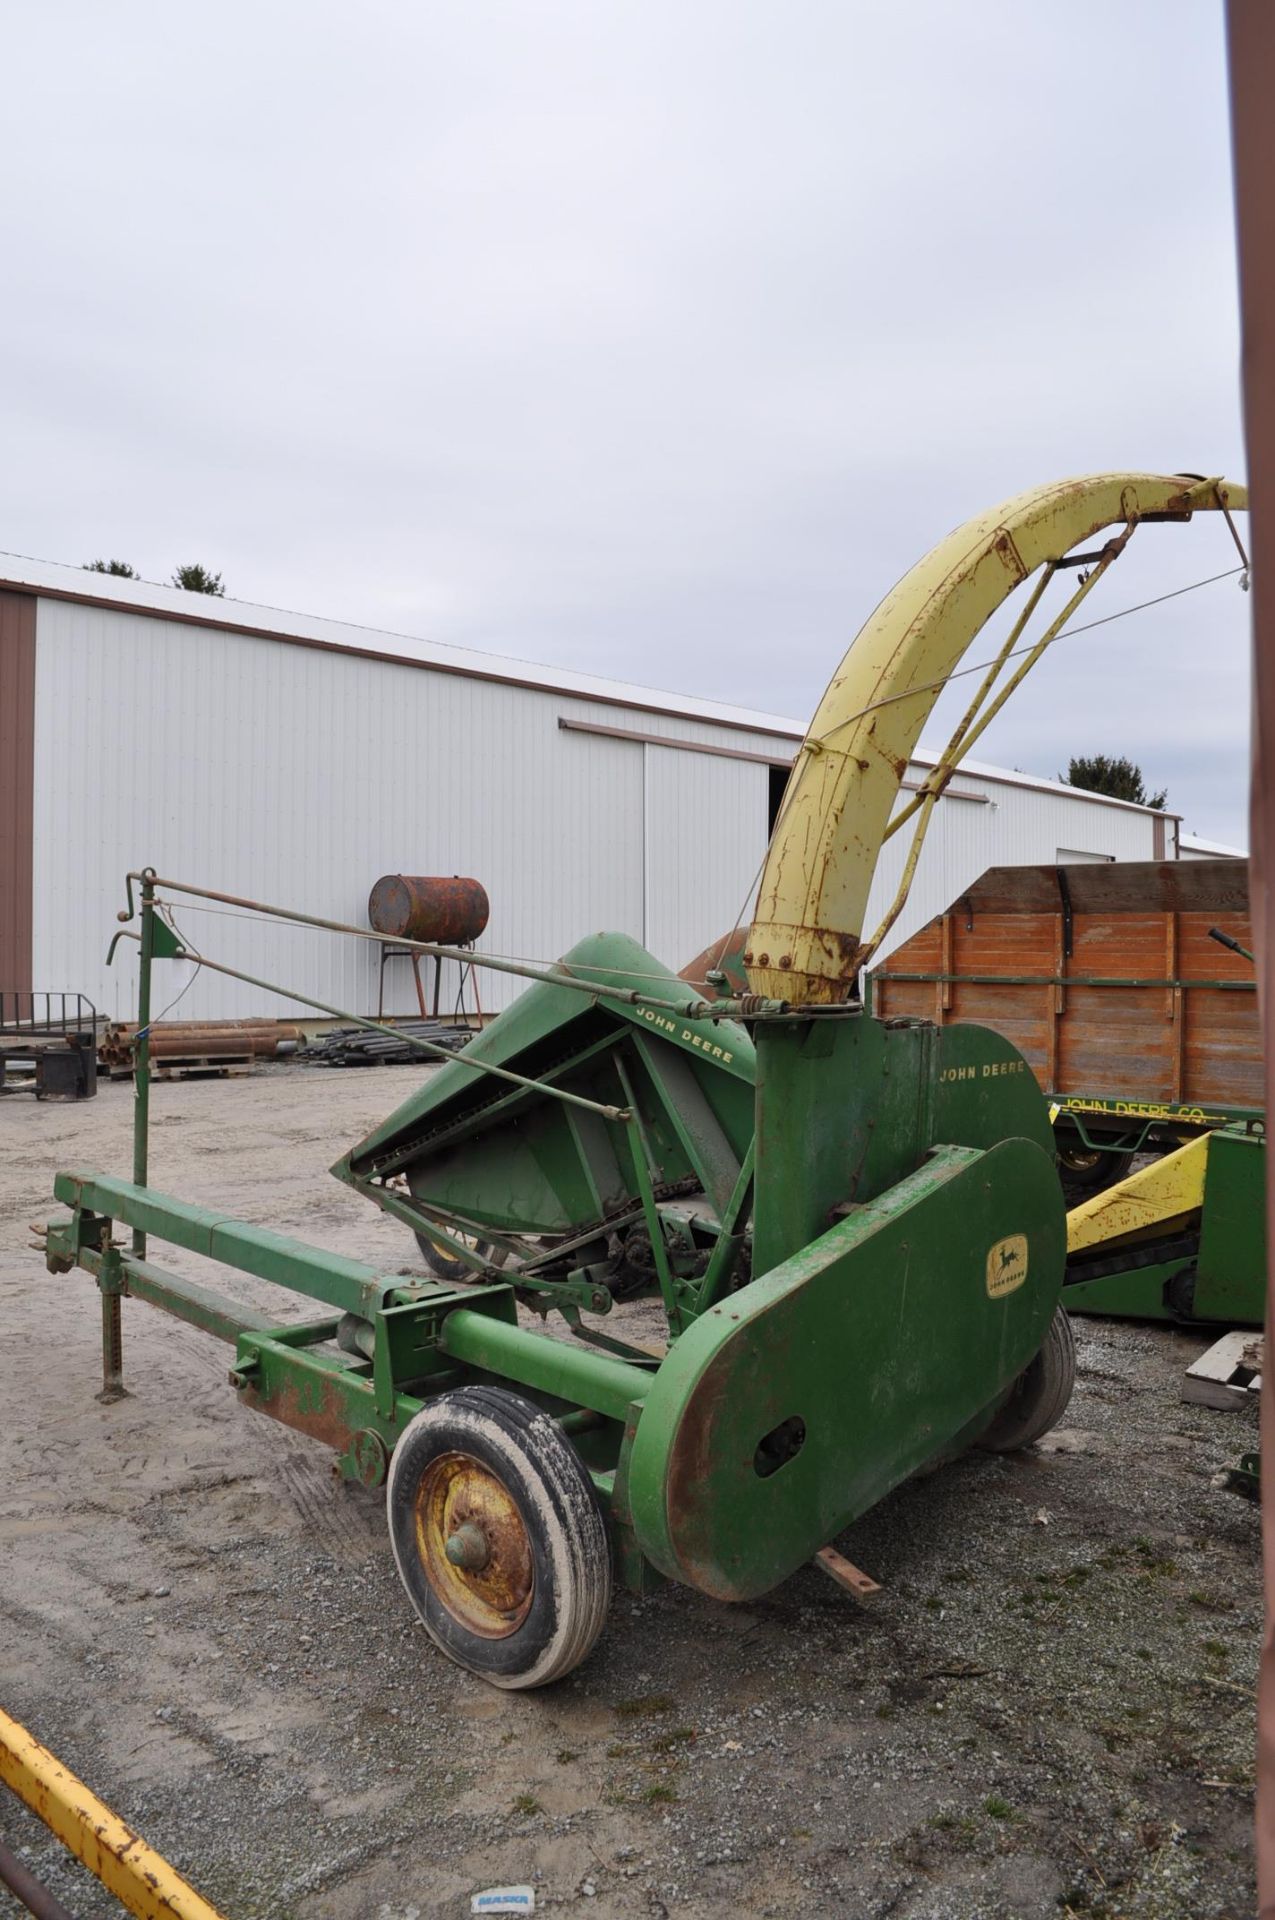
[869,858,1259,1190]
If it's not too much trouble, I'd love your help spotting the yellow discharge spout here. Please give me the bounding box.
[746,473,1246,1005]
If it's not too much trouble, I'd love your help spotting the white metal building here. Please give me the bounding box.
[0,558,1186,1024]
[1179,831,1247,861]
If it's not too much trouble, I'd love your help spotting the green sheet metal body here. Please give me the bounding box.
[627,1011,1064,1598]
[1196,1130,1267,1323]
[1063,1126,1267,1327]
[46,955,1066,1603]
[340,971,1065,1600]
[337,933,756,1250]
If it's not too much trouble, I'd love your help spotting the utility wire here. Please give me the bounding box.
[807,565,1246,748]
[131,905,204,1031]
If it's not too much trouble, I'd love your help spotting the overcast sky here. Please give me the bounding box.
[3,2,1250,843]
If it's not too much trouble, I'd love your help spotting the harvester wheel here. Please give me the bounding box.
[978,1306,1076,1453]
[386,1386,611,1688]
[1055,1139,1124,1204]
[413,1228,504,1281]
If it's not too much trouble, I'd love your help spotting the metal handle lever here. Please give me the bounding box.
[1208,926,1255,963]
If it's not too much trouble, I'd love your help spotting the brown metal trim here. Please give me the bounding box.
[918,769,1179,819]
[0,574,801,743]
[1228,3,1275,1907]
[899,777,988,805]
[7,571,1189,821]
[559,715,793,766]
[558,717,992,801]
[7,568,1191,829]
[0,591,35,992]
[935,857,1248,918]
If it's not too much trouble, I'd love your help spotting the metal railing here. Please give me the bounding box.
[0,991,98,1037]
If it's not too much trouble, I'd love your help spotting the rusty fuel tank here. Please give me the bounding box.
[367,875,490,947]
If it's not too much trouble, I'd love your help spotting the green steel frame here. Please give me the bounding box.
[1062,1124,1267,1327]
[42,867,1068,1607]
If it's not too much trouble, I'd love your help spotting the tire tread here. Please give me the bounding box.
[386,1385,611,1689]
[979,1306,1076,1453]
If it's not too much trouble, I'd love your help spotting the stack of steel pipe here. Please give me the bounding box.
[99,1019,304,1070]
[300,1019,475,1067]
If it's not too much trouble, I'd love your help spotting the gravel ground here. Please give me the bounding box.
[0,1062,1260,1919]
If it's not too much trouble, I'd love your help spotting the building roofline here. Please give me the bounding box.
[1179,831,1249,857]
[907,746,1182,820]
[0,548,1187,821]
[0,550,804,741]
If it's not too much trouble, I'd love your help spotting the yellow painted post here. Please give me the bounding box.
[0,1708,228,1920]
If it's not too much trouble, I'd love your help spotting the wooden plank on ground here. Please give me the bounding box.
[1183,1331,1264,1410]
[813,1545,881,1602]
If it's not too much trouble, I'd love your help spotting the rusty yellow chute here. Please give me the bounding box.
[747,472,1247,1004]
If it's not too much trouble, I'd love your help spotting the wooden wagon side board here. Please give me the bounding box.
[871,859,1259,1118]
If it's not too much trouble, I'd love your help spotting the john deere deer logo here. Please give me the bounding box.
[986,1234,1028,1299]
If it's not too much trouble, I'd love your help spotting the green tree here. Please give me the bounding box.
[83,558,138,578]
[171,563,225,597]
[1061,754,1167,810]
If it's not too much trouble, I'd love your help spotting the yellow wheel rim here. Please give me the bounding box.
[414,1450,534,1638]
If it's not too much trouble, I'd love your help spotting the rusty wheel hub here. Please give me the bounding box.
[414,1451,534,1638]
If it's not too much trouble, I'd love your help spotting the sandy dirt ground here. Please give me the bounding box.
[0,1062,1261,1920]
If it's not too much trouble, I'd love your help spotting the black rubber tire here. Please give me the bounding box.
[413,1228,493,1281]
[1163,1263,1200,1323]
[978,1306,1076,1453]
[386,1385,612,1688]
[1055,1140,1125,1203]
